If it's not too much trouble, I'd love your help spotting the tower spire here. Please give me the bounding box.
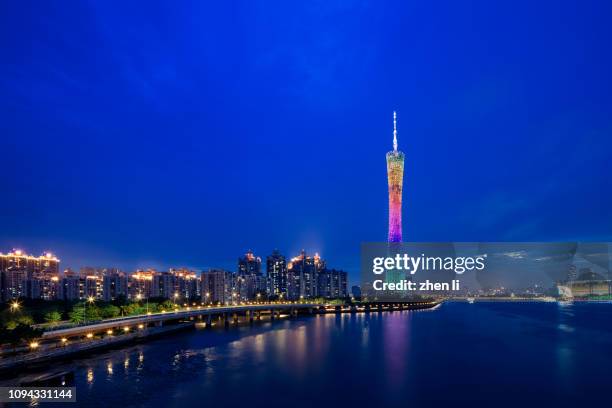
[393,110,398,151]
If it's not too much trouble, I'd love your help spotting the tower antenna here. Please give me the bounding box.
[393,110,398,151]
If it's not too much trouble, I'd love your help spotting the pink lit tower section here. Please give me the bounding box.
[386,111,405,242]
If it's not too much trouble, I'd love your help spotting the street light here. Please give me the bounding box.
[136,293,149,315]
[10,301,20,312]
[85,296,95,325]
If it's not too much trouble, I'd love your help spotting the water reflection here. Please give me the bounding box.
[5,303,612,407]
[86,367,94,385]
[383,311,410,392]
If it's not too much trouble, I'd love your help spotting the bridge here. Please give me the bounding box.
[40,300,439,340]
[42,303,321,340]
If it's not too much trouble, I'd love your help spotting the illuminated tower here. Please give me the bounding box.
[386,111,404,242]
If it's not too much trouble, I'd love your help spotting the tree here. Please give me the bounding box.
[0,309,34,330]
[3,323,43,351]
[158,300,174,312]
[85,306,101,322]
[69,308,85,324]
[99,304,120,319]
[44,310,62,326]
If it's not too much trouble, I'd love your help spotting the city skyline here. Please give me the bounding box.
[0,247,348,303]
[2,1,612,282]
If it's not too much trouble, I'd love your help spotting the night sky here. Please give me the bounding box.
[1,1,611,283]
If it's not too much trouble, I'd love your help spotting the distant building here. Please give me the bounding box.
[566,265,578,282]
[237,250,265,300]
[169,268,199,301]
[287,250,325,300]
[266,249,287,298]
[102,271,128,301]
[238,250,262,276]
[153,272,176,299]
[0,249,60,300]
[201,269,233,305]
[129,269,156,299]
[351,285,362,299]
[83,276,103,299]
[558,277,612,299]
[317,268,348,299]
[58,276,80,301]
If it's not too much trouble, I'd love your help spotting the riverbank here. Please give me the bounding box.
[0,301,439,374]
[0,323,194,373]
[4,302,611,407]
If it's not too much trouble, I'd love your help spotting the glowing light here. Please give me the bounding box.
[387,111,404,242]
[29,341,39,349]
[138,324,144,329]
[10,301,20,312]
[61,337,68,343]
[86,333,93,338]
[123,327,130,332]
[107,329,113,335]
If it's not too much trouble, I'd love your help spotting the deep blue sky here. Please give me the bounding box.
[1,1,611,282]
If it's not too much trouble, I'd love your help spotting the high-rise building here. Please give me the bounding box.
[83,276,103,299]
[287,250,325,299]
[266,249,287,298]
[201,269,233,305]
[153,271,176,300]
[129,269,156,299]
[317,268,348,299]
[58,275,80,301]
[0,249,60,300]
[237,250,264,300]
[169,268,199,301]
[102,271,128,301]
[387,111,405,242]
[238,250,262,276]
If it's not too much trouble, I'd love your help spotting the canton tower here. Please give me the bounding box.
[386,111,405,242]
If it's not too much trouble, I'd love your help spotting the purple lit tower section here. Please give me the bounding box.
[386,111,405,242]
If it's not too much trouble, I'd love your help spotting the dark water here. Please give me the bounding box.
[7,302,612,407]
